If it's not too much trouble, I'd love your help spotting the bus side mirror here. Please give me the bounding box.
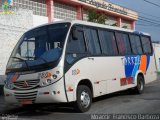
[72,28,78,40]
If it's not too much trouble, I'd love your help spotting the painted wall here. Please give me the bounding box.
[153,43,160,72]
[54,18,63,22]
[33,15,48,27]
[0,9,33,84]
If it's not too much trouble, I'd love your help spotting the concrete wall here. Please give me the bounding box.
[153,43,160,72]
[33,15,48,27]
[54,18,63,21]
[153,43,160,80]
[0,9,33,84]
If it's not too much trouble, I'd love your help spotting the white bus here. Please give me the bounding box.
[4,20,157,112]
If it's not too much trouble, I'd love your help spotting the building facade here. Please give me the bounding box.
[1,0,138,29]
[0,0,138,85]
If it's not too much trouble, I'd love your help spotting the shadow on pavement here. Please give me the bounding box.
[0,89,137,116]
[93,89,137,102]
[1,103,77,116]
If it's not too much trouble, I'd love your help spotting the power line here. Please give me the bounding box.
[126,12,160,26]
[138,11,160,19]
[143,0,160,7]
[136,23,151,26]
[111,0,160,19]
[124,13,160,27]
[107,0,160,30]
[110,0,160,19]
[136,24,160,30]
[139,16,160,23]
[106,0,160,27]
[117,8,160,25]
[136,23,160,27]
[123,8,160,26]
[138,18,160,26]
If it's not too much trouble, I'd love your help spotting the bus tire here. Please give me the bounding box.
[134,75,145,94]
[75,85,92,113]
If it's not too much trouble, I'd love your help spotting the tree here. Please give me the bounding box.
[87,10,107,24]
[122,25,128,29]
[112,23,118,27]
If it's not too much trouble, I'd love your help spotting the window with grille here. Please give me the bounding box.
[13,0,47,16]
[54,2,77,20]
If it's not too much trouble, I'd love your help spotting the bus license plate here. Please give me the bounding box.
[20,100,32,105]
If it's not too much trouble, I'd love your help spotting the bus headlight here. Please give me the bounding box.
[39,72,60,87]
[53,74,57,79]
[40,79,54,87]
[47,79,52,84]
[8,84,14,89]
[5,81,14,90]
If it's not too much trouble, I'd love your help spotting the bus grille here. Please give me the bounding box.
[14,91,37,103]
[13,79,40,90]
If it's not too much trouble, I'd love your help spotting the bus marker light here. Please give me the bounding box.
[68,87,73,92]
[94,81,100,84]
[69,89,73,92]
[120,78,127,86]
[44,92,49,95]
[5,93,11,96]
[127,77,133,84]
[47,72,52,78]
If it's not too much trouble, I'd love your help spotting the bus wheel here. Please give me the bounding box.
[134,75,145,94]
[75,85,92,113]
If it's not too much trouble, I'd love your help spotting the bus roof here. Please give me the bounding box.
[28,20,150,36]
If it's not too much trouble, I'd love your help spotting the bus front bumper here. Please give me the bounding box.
[4,78,67,104]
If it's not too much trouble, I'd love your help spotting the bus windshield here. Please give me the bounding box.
[6,23,70,72]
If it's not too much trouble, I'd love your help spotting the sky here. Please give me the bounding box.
[107,0,160,41]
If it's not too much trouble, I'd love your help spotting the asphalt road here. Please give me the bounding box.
[0,80,160,120]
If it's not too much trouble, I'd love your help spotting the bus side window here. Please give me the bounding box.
[115,32,131,55]
[130,34,143,55]
[66,28,86,64]
[84,28,101,55]
[98,30,118,56]
[141,36,152,54]
[66,30,86,53]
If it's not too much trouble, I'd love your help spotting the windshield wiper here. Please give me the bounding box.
[12,57,30,70]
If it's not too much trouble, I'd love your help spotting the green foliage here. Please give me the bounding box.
[87,10,107,24]
[112,23,118,26]
[122,25,128,29]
